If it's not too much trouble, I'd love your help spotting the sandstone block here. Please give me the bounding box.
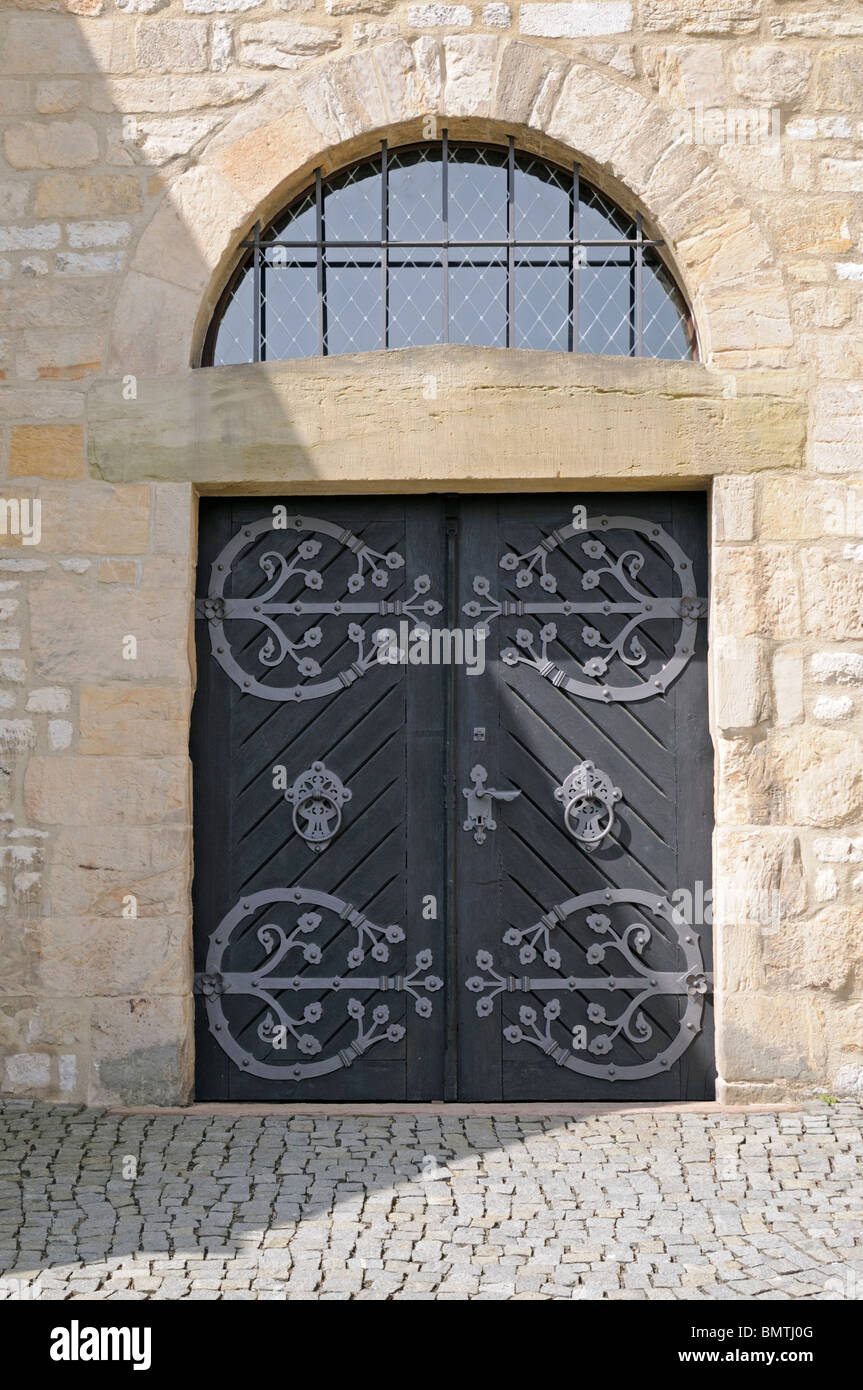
[131,166,249,295]
[718,994,825,1083]
[493,39,568,128]
[801,547,863,640]
[80,684,189,756]
[107,271,198,374]
[34,916,191,997]
[90,993,193,1105]
[34,174,141,217]
[3,1052,50,1092]
[373,39,442,122]
[643,43,727,107]
[135,19,208,73]
[33,481,150,554]
[238,21,341,67]
[815,48,863,109]
[641,0,761,35]
[297,51,386,142]
[771,200,852,256]
[713,636,769,730]
[25,755,189,826]
[811,650,863,684]
[714,828,807,926]
[443,36,498,116]
[30,578,190,683]
[764,908,863,993]
[730,45,811,106]
[408,4,471,25]
[4,120,99,171]
[519,2,633,38]
[772,650,804,725]
[712,474,755,543]
[712,545,800,639]
[8,425,85,479]
[813,385,863,476]
[50,824,190,918]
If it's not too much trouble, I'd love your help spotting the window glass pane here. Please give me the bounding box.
[212,259,254,365]
[448,146,507,242]
[389,148,442,242]
[266,190,316,243]
[515,251,570,350]
[204,145,694,365]
[642,252,692,360]
[449,247,507,346]
[324,250,382,354]
[323,160,381,242]
[579,183,634,244]
[389,247,443,347]
[515,157,570,241]
[579,254,634,355]
[261,251,317,359]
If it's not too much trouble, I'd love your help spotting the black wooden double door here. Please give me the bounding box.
[193,494,713,1101]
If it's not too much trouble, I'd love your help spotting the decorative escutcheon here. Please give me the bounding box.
[286,760,351,852]
[554,760,622,850]
[463,765,521,845]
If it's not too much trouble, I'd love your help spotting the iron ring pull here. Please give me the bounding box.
[286,760,352,853]
[554,760,622,851]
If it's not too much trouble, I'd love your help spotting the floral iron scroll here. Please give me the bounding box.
[466,889,711,1082]
[196,888,442,1082]
[464,513,705,703]
[197,513,442,702]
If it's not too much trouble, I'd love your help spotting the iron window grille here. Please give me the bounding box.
[202,136,696,367]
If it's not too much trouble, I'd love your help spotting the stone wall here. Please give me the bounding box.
[1,0,862,1105]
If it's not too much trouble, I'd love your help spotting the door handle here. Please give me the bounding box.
[462,764,521,844]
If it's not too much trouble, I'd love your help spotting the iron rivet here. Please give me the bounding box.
[214,1023,221,1031]
[216,646,224,654]
[687,1022,695,1031]
[650,978,657,987]
[645,603,652,612]
[652,528,659,537]
[253,604,261,613]
[661,1058,670,1067]
[243,529,251,539]
[216,564,223,571]
[685,936,693,944]
[242,1060,249,1067]
[243,679,251,688]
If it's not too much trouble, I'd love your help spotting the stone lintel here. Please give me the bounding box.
[87,346,806,489]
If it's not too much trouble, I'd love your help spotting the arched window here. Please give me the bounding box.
[203,137,695,366]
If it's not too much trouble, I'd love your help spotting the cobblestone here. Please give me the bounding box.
[0,1102,862,1300]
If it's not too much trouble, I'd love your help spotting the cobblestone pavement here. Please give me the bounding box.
[1,1101,862,1300]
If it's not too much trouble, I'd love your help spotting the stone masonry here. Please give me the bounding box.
[0,2,862,1105]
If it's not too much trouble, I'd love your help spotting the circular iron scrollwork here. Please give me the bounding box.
[464,513,705,703]
[196,887,442,1082]
[201,513,441,702]
[466,888,711,1082]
